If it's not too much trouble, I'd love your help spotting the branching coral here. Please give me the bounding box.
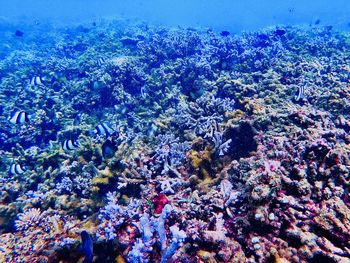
[1,20,350,263]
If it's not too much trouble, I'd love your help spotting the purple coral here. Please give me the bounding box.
[161,225,187,263]
[97,192,141,241]
[15,208,43,231]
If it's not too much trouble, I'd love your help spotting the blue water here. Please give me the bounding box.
[1,0,350,32]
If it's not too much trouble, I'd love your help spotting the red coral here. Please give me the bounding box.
[152,193,169,216]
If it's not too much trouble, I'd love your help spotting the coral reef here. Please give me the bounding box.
[1,19,350,262]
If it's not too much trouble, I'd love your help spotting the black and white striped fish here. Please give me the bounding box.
[91,122,114,137]
[97,58,105,66]
[8,111,32,124]
[30,76,45,86]
[10,164,26,175]
[294,85,306,102]
[62,139,79,151]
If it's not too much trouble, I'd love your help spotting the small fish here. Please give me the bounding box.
[81,231,93,263]
[62,139,79,151]
[10,164,26,175]
[315,19,321,25]
[15,30,24,37]
[102,139,117,159]
[8,111,32,124]
[97,58,105,66]
[294,85,306,102]
[30,76,45,86]
[220,30,230,37]
[90,122,114,137]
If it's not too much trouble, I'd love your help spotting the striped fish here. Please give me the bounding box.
[97,58,105,66]
[10,164,26,175]
[92,122,114,137]
[62,139,79,151]
[8,111,31,124]
[30,76,45,86]
[294,85,305,102]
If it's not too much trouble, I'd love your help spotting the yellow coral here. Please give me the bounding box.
[99,167,114,178]
[201,168,212,183]
[77,155,88,165]
[270,248,288,263]
[187,147,214,184]
[226,109,245,120]
[91,177,109,185]
[116,255,126,263]
[197,250,217,263]
[154,119,168,129]
[90,186,100,192]
[242,98,266,115]
[188,149,202,169]
[188,148,212,169]
[0,251,6,263]
[82,220,97,231]
[90,167,115,189]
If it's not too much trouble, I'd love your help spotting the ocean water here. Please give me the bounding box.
[1,1,350,263]
[1,0,350,31]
